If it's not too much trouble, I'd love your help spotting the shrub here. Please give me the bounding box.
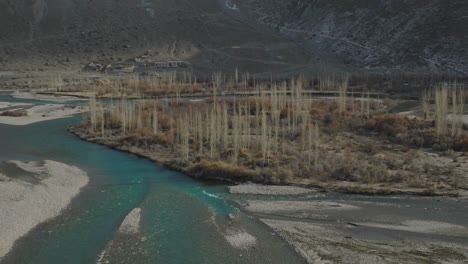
[104,112,121,129]
[158,112,173,130]
[454,136,468,151]
[0,109,28,117]
[310,106,326,119]
[365,114,411,137]
[279,107,293,119]
[193,160,252,181]
[330,167,357,182]
[131,127,154,137]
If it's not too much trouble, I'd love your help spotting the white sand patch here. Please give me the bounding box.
[244,200,359,214]
[0,104,87,125]
[206,209,257,251]
[0,173,8,181]
[0,102,31,110]
[9,160,47,175]
[202,190,222,199]
[96,249,108,264]
[118,208,141,234]
[12,91,85,102]
[0,160,89,259]
[225,230,257,250]
[229,184,315,195]
[357,220,468,237]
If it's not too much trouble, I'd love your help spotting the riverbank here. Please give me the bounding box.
[226,184,468,264]
[261,218,468,264]
[68,124,468,197]
[11,91,87,102]
[0,160,89,259]
[0,103,87,125]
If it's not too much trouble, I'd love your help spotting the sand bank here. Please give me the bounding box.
[0,160,89,259]
[229,184,316,196]
[118,208,141,234]
[356,220,468,237]
[0,102,31,110]
[261,218,468,264]
[243,200,358,215]
[224,229,257,250]
[96,208,145,264]
[240,197,468,263]
[0,103,87,125]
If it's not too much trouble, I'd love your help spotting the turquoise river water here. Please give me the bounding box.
[0,94,306,264]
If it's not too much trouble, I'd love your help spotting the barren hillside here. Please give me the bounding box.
[0,0,311,73]
[235,0,468,75]
[0,0,466,75]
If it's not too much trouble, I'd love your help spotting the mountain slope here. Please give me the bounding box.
[0,0,466,75]
[235,0,468,75]
[0,0,310,73]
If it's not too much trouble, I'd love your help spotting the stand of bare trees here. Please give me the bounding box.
[86,74,379,179]
[421,82,466,137]
[84,72,467,184]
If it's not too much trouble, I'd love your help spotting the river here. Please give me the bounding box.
[1,93,468,264]
[0,94,306,264]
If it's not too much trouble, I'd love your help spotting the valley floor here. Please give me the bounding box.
[3,74,468,263]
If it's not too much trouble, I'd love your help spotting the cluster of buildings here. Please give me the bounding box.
[84,59,189,74]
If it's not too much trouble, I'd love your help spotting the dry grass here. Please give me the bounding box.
[365,115,412,137]
[0,109,28,117]
[73,73,468,193]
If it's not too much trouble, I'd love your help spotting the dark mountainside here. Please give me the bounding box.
[236,0,468,75]
[0,0,466,75]
[0,0,311,74]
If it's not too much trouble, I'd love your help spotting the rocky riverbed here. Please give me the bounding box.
[228,184,468,264]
